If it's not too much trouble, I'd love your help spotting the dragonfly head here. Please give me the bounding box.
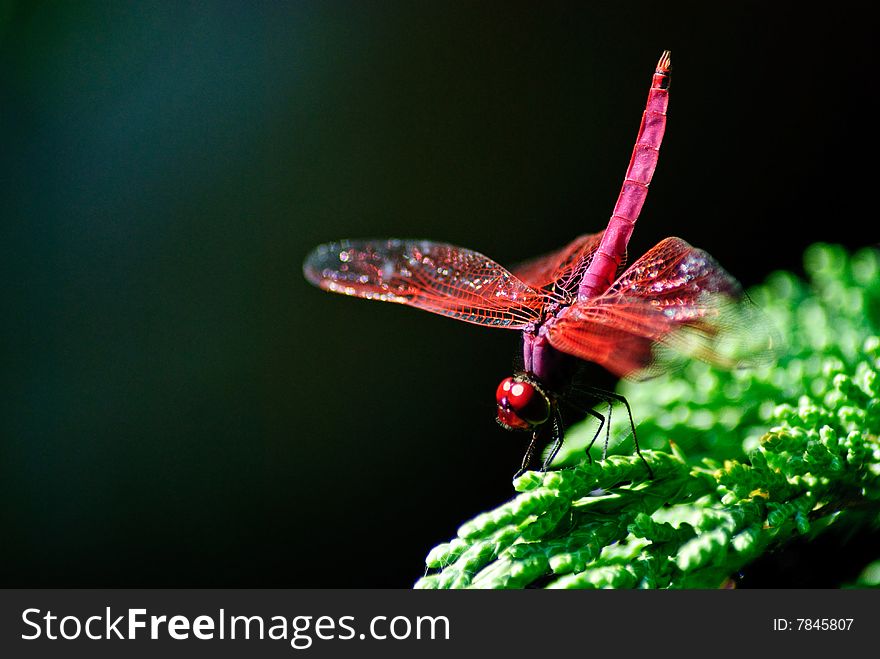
[495,375,551,431]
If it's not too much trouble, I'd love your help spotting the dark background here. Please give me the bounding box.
[1,2,875,587]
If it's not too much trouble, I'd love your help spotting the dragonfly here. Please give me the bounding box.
[303,51,778,478]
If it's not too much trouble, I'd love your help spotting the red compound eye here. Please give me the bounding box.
[495,376,550,429]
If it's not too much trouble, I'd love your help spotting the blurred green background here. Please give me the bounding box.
[1,2,875,586]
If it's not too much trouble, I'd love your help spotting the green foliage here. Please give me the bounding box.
[415,244,880,589]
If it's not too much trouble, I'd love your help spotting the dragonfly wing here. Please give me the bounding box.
[304,239,544,328]
[547,237,781,379]
[512,232,606,295]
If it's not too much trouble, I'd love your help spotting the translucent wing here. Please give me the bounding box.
[303,239,544,328]
[547,237,781,379]
[512,232,606,297]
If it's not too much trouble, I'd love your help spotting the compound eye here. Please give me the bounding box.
[495,377,550,426]
[495,377,517,405]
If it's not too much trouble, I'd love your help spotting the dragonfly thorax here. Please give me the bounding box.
[495,375,551,431]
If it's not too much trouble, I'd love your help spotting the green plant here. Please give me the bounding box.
[415,244,880,589]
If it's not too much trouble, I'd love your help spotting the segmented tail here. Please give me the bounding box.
[578,50,672,300]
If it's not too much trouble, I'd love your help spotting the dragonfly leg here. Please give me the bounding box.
[567,384,653,478]
[514,431,541,479]
[540,406,566,471]
[602,399,613,460]
[583,407,605,464]
[596,389,653,478]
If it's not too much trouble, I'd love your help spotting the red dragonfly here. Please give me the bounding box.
[304,51,777,477]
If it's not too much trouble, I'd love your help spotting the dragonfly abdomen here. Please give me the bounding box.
[578,50,672,301]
